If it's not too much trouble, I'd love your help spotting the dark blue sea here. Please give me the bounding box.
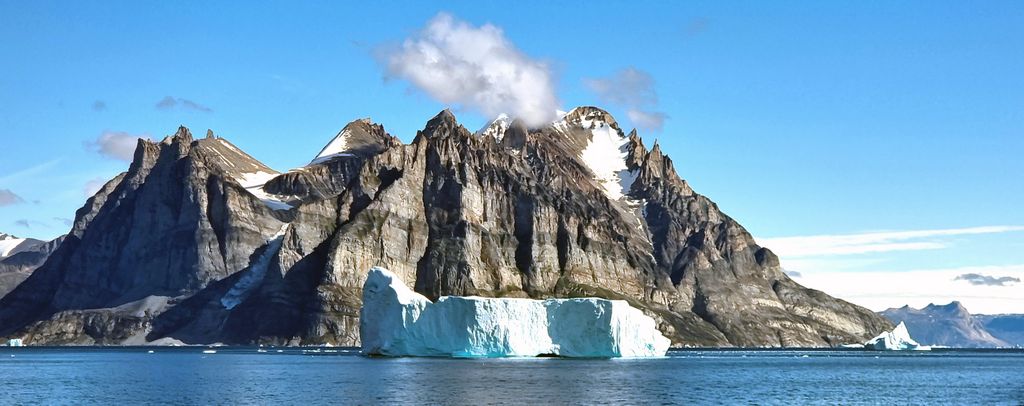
[1,347,1021,405]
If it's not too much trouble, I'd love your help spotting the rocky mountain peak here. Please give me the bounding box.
[501,118,529,150]
[312,118,398,164]
[475,113,512,141]
[926,301,969,315]
[174,125,193,142]
[559,106,621,131]
[415,109,469,142]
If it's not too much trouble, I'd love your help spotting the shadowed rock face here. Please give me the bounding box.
[0,236,64,298]
[0,109,892,346]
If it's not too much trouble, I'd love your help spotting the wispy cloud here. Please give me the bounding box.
[83,178,108,197]
[584,67,667,131]
[0,159,62,185]
[0,189,25,206]
[86,131,149,162]
[155,96,213,113]
[14,219,30,228]
[378,12,559,127]
[758,226,1024,258]
[53,217,73,227]
[955,273,1021,287]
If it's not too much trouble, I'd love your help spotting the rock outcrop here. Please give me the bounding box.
[0,108,892,346]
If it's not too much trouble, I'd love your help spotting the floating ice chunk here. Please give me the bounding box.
[359,267,670,358]
[864,321,930,350]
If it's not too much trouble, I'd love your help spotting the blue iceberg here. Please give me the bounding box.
[359,267,670,358]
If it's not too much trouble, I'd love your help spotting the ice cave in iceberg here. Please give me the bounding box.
[359,267,670,358]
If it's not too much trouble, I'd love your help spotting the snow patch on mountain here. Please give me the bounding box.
[237,172,293,210]
[221,224,289,309]
[475,113,511,141]
[0,234,29,258]
[311,127,356,164]
[577,119,637,201]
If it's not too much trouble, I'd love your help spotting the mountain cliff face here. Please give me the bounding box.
[0,108,892,346]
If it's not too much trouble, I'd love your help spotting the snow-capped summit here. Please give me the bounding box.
[0,233,41,258]
[550,107,639,201]
[311,118,397,165]
[475,113,512,141]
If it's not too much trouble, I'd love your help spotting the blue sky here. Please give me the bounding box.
[1,2,1022,311]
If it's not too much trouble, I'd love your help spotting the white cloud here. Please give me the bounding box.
[626,109,667,132]
[797,264,1024,314]
[155,96,212,113]
[584,67,667,132]
[758,226,1024,258]
[87,131,149,162]
[379,12,559,127]
[83,178,107,197]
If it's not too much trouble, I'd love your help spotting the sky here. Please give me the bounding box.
[1,2,1022,313]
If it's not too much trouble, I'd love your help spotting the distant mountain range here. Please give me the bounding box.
[0,233,62,298]
[880,302,1024,348]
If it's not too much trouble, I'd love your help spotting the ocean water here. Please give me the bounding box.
[1,348,1022,405]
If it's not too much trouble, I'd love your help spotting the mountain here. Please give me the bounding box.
[880,302,1009,347]
[975,314,1024,347]
[0,233,62,298]
[0,108,892,346]
[0,233,44,258]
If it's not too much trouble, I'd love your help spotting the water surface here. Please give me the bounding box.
[1,347,1021,404]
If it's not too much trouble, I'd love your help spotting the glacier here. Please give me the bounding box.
[359,267,670,358]
[864,321,929,350]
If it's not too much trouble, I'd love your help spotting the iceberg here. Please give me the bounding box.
[864,321,929,350]
[359,267,670,358]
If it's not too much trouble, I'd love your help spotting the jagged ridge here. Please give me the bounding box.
[0,109,892,346]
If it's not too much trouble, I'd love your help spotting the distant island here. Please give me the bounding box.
[880,301,1024,348]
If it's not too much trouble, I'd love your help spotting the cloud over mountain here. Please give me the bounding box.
[87,131,149,162]
[155,96,213,113]
[379,12,559,127]
[585,67,667,132]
